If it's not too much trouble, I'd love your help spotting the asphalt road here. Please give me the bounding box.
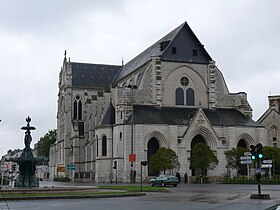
[1,183,280,210]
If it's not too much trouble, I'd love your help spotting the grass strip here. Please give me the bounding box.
[1,191,129,199]
[98,185,167,192]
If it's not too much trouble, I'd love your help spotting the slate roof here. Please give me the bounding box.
[112,22,212,86]
[127,105,263,127]
[71,62,121,91]
[100,103,115,125]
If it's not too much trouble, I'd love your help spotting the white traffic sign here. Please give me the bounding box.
[240,156,251,160]
[1,165,7,171]
[261,164,272,168]
[241,160,252,164]
[263,159,272,164]
[244,152,251,156]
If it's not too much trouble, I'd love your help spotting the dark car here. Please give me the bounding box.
[149,174,179,187]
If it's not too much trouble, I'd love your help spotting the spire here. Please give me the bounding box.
[63,50,67,63]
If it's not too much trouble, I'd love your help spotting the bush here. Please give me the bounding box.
[53,176,71,182]
[0,176,9,185]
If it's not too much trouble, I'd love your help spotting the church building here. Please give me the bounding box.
[49,22,267,183]
[258,95,280,148]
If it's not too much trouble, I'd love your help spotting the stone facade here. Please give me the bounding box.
[49,22,267,183]
[258,95,280,147]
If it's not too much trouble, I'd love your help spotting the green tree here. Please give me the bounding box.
[263,146,280,175]
[189,143,219,176]
[150,147,180,174]
[224,147,249,175]
[37,129,57,158]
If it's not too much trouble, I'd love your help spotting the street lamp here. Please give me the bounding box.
[127,85,137,168]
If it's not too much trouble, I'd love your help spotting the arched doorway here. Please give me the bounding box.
[237,139,248,175]
[147,137,159,176]
[237,139,247,148]
[190,134,206,176]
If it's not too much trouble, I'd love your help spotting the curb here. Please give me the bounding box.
[0,192,146,201]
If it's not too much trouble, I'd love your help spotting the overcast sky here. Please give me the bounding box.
[0,0,280,157]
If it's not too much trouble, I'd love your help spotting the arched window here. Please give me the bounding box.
[102,136,107,156]
[73,101,77,120]
[186,88,195,106]
[271,125,278,141]
[78,100,82,120]
[175,88,184,105]
[73,95,82,120]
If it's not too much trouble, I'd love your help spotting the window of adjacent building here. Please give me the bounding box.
[271,125,278,141]
[186,88,195,106]
[172,47,177,54]
[175,88,184,105]
[193,49,198,56]
[175,77,195,106]
[102,136,107,156]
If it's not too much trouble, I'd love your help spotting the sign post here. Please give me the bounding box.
[1,164,7,188]
[241,153,252,180]
[67,164,76,183]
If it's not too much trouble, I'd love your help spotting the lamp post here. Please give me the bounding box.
[127,84,137,183]
[127,85,137,163]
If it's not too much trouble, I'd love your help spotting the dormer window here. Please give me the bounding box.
[192,49,198,56]
[172,47,177,54]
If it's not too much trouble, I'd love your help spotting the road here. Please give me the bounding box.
[1,183,280,210]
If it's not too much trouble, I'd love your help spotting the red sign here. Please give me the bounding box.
[129,154,136,162]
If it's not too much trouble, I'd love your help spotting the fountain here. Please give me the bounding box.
[6,117,47,188]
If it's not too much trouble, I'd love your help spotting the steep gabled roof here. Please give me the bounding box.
[71,62,121,91]
[100,103,115,125]
[127,105,263,127]
[112,22,212,85]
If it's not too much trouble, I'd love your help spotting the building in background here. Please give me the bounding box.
[258,95,280,148]
[49,22,267,183]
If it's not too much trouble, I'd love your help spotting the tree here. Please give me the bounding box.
[224,147,249,175]
[37,129,57,159]
[150,147,180,174]
[263,146,280,175]
[189,143,219,176]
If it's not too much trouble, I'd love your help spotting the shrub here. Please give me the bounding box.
[53,176,71,182]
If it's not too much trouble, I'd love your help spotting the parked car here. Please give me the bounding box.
[149,174,179,187]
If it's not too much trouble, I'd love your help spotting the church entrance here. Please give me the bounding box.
[147,137,159,176]
[237,139,247,148]
[237,138,249,175]
[190,134,207,176]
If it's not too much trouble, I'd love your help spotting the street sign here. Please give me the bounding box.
[129,154,136,162]
[261,164,272,168]
[244,152,251,156]
[240,156,251,160]
[1,165,6,172]
[67,164,76,170]
[263,159,272,164]
[241,160,252,164]
[57,166,65,172]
